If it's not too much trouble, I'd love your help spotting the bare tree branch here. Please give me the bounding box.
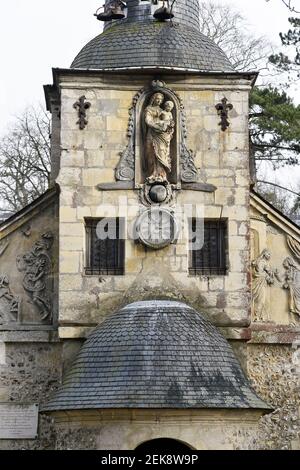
[266,0,300,14]
[0,105,51,215]
[199,1,273,72]
[257,180,300,196]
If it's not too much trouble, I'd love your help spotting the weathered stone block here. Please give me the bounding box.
[59,168,81,186]
[60,207,77,223]
[208,277,225,291]
[225,273,248,291]
[82,168,112,186]
[60,223,84,237]
[60,274,84,291]
[60,236,84,252]
[106,116,127,132]
[85,150,105,168]
[60,251,81,274]
[61,150,85,168]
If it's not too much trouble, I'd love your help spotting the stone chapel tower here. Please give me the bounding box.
[1,0,299,451]
[43,0,269,448]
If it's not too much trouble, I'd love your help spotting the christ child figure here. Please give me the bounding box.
[160,101,175,133]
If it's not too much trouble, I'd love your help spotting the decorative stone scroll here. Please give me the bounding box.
[115,88,143,181]
[0,275,20,324]
[16,232,54,322]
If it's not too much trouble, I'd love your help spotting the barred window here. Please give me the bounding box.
[189,219,227,275]
[85,218,125,275]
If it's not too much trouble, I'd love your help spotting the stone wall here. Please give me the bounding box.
[50,409,263,450]
[247,344,300,450]
[57,73,252,338]
[0,189,61,450]
[0,336,62,450]
[0,190,59,329]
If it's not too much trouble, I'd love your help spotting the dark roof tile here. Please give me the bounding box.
[42,301,269,412]
[71,21,234,72]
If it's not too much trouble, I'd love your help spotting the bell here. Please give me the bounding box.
[153,6,174,21]
[94,2,125,22]
[94,8,114,21]
[110,5,126,19]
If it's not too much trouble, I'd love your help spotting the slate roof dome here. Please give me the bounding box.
[43,301,269,412]
[71,0,234,72]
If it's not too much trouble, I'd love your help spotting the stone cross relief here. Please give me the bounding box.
[252,240,300,322]
[73,95,91,130]
[215,97,233,131]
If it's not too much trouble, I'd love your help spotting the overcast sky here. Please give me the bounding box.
[0,0,298,189]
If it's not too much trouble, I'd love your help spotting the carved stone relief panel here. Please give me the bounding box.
[0,275,20,325]
[16,232,54,323]
[283,236,300,317]
[251,235,300,323]
[282,257,300,317]
[144,91,176,184]
[251,249,281,322]
[115,80,199,208]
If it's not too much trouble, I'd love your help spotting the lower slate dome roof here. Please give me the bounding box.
[42,301,269,412]
[71,22,234,72]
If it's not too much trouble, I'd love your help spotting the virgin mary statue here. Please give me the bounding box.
[144,92,175,183]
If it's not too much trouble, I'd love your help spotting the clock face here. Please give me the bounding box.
[136,208,178,249]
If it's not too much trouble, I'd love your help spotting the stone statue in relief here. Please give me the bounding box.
[282,257,300,317]
[252,249,279,322]
[16,232,53,322]
[0,275,19,323]
[144,93,175,183]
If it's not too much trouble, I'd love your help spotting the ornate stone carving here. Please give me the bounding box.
[215,97,233,131]
[73,96,91,130]
[178,95,198,183]
[287,235,300,261]
[180,144,198,183]
[115,88,143,181]
[139,181,176,207]
[115,139,135,181]
[144,93,175,183]
[252,249,280,322]
[16,232,54,322]
[21,224,31,237]
[0,275,20,324]
[282,257,300,317]
[115,80,199,185]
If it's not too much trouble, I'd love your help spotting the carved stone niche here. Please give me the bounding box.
[115,80,198,191]
[136,84,180,187]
